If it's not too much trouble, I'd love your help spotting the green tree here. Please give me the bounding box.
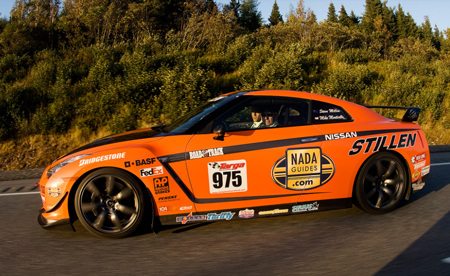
[381,2,396,39]
[349,11,360,25]
[420,16,433,43]
[338,5,351,27]
[395,5,418,39]
[268,0,283,26]
[239,0,262,32]
[327,3,338,23]
[223,0,240,16]
[361,0,382,33]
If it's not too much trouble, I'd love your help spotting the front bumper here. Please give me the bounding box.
[38,210,70,227]
[38,192,71,228]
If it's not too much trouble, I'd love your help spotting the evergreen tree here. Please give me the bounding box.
[268,0,283,26]
[420,16,433,42]
[421,16,433,40]
[223,0,240,18]
[327,2,338,23]
[361,0,382,33]
[395,4,407,38]
[239,0,262,32]
[395,4,418,39]
[349,10,360,25]
[381,2,396,38]
[433,25,442,50]
[338,5,351,27]
[309,10,317,24]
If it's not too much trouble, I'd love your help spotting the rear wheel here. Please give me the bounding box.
[75,168,145,238]
[355,152,407,214]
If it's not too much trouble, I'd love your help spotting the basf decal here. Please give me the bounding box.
[208,160,247,194]
[271,147,335,191]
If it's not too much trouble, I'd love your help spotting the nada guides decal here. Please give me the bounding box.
[271,147,335,190]
[208,160,248,194]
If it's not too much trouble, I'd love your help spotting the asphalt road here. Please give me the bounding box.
[1,152,450,276]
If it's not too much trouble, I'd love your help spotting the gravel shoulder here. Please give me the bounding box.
[1,145,449,182]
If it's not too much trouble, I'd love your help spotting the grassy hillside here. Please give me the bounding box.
[1,1,449,171]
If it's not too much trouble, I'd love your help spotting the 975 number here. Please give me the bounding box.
[212,171,242,189]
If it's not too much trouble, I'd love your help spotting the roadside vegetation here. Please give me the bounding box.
[1,0,450,170]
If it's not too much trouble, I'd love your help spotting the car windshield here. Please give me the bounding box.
[162,94,237,135]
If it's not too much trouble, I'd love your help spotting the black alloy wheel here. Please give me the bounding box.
[355,152,407,214]
[75,169,145,238]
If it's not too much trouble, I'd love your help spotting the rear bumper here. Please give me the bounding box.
[412,174,428,193]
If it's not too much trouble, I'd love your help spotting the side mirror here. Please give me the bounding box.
[213,126,225,141]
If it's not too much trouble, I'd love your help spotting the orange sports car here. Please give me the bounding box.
[37,90,430,238]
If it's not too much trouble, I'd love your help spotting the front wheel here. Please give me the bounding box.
[354,152,408,214]
[75,168,145,238]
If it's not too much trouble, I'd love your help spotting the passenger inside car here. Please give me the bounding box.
[261,106,279,128]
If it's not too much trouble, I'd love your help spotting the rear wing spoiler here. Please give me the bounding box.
[364,106,421,122]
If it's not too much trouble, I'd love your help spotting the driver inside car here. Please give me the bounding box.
[250,106,263,129]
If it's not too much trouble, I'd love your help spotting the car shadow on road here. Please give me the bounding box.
[374,209,450,275]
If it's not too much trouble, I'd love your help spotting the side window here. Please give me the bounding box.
[311,101,353,124]
[212,96,311,132]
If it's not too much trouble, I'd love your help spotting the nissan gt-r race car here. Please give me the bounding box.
[37,90,430,238]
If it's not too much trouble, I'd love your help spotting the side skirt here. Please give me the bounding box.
[157,198,352,226]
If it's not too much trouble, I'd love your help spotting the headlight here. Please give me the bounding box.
[47,154,92,178]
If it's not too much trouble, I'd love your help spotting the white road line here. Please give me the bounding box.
[431,162,450,167]
[0,191,40,196]
[442,257,450,263]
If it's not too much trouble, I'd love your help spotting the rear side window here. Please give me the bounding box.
[311,101,353,124]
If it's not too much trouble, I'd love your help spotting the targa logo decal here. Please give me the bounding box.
[271,147,335,190]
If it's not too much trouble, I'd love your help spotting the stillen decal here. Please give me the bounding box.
[271,147,335,190]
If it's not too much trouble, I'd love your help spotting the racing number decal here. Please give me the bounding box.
[208,160,248,194]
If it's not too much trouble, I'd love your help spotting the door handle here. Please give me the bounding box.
[301,137,317,143]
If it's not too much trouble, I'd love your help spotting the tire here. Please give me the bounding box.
[354,152,407,214]
[75,168,145,238]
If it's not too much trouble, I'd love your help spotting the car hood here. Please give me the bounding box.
[59,128,166,160]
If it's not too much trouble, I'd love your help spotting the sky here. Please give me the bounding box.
[0,0,448,32]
